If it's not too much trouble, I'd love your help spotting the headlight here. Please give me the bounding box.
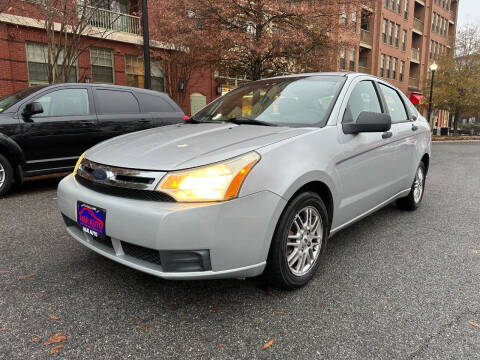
[156,152,260,202]
[73,152,86,176]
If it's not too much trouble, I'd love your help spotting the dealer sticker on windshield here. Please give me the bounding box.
[77,202,106,238]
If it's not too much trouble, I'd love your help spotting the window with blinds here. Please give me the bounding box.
[90,48,114,84]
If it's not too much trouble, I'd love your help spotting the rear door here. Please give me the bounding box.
[136,92,184,126]
[377,83,417,193]
[18,87,97,174]
[335,79,397,227]
[93,88,152,142]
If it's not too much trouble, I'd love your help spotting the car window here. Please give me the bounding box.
[0,86,46,113]
[379,84,408,123]
[138,93,175,112]
[95,90,140,114]
[33,88,89,117]
[344,81,382,123]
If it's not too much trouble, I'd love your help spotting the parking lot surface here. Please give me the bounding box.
[1,143,479,359]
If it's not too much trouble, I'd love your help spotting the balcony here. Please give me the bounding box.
[409,77,419,89]
[360,29,373,48]
[413,18,424,34]
[85,6,141,35]
[411,48,421,63]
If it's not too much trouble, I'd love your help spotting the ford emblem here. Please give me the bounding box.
[92,169,108,181]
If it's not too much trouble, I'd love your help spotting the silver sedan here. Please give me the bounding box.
[57,73,431,289]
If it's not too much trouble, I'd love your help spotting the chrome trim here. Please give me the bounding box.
[77,158,166,191]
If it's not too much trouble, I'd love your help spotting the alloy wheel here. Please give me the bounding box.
[0,162,5,188]
[413,166,424,204]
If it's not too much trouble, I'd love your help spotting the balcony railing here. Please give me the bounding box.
[450,10,455,20]
[360,29,373,46]
[411,48,420,62]
[409,77,419,89]
[358,65,369,74]
[413,18,424,33]
[85,6,141,35]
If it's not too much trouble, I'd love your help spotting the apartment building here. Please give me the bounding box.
[339,0,459,132]
[0,0,218,115]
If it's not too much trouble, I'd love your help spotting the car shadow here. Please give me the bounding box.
[4,173,69,198]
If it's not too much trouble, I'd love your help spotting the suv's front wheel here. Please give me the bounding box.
[0,153,14,196]
[264,191,329,290]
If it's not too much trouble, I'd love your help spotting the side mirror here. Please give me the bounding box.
[22,102,43,118]
[342,111,391,134]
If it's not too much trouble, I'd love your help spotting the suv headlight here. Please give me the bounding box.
[156,152,260,202]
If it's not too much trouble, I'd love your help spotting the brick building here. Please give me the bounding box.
[338,0,459,133]
[0,0,219,115]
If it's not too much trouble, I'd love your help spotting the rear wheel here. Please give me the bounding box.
[264,191,329,290]
[0,153,14,196]
[396,161,426,211]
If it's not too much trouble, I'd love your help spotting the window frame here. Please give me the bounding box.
[377,81,410,124]
[90,47,115,84]
[342,79,386,124]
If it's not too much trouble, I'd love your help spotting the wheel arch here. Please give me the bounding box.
[0,134,26,184]
[421,153,430,175]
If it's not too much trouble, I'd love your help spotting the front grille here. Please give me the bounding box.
[121,241,162,266]
[76,175,175,202]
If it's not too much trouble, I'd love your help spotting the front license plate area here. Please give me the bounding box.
[77,202,106,239]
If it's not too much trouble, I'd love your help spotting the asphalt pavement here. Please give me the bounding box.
[0,143,479,359]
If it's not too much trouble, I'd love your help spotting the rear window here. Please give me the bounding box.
[138,93,176,112]
[95,89,140,114]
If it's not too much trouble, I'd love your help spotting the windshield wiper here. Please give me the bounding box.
[224,117,276,126]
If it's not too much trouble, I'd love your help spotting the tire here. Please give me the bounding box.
[396,161,426,211]
[0,153,14,196]
[264,191,329,290]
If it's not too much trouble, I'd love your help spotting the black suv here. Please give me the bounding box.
[0,83,184,195]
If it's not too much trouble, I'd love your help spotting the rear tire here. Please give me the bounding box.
[0,153,13,196]
[264,191,329,290]
[396,161,426,211]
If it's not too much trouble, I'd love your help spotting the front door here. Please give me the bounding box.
[334,79,397,229]
[18,87,97,175]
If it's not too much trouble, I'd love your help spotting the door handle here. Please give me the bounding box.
[411,124,418,131]
[382,131,393,139]
[79,120,94,124]
[139,119,150,123]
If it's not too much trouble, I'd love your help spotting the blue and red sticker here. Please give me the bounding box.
[77,202,106,236]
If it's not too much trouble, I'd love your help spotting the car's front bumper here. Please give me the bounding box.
[57,174,286,280]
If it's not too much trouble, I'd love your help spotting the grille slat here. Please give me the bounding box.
[121,241,162,266]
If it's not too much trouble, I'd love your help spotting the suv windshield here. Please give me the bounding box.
[0,86,46,113]
[193,76,345,127]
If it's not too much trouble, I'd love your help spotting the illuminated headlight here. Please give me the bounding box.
[73,152,86,176]
[156,152,260,202]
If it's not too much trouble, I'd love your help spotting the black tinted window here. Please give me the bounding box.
[95,90,140,114]
[138,93,175,112]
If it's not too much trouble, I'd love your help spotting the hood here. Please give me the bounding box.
[86,123,312,170]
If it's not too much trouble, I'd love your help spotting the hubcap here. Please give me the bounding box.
[413,167,424,203]
[0,162,4,188]
[286,206,323,277]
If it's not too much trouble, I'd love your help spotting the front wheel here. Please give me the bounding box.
[264,191,329,290]
[396,161,426,211]
[0,153,14,196]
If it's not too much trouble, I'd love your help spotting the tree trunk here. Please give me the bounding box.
[453,112,459,136]
[251,57,262,81]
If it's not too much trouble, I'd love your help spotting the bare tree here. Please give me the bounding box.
[0,0,12,13]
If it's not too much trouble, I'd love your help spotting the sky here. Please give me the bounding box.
[457,0,480,29]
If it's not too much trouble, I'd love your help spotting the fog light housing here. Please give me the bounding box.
[159,250,211,272]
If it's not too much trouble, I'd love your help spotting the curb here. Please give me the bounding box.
[432,140,480,143]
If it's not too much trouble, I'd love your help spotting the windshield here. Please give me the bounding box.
[193,76,345,127]
[0,86,46,113]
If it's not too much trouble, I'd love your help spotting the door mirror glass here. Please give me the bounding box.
[22,102,43,118]
[343,111,392,134]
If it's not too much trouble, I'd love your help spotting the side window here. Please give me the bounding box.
[33,89,89,117]
[344,81,382,123]
[95,90,140,114]
[138,93,175,112]
[379,84,408,123]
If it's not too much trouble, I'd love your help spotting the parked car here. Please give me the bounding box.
[57,73,431,289]
[0,83,184,196]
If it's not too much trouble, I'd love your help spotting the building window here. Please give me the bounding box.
[382,19,387,43]
[404,0,409,20]
[397,0,401,14]
[386,56,391,78]
[349,48,355,71]
[432,13,436,32]
[391,0,395,11]
[351,10,357,31]
[392,57,397,79]
[90,48,114,84]
[395,24,400,47]
[400,61,405,81]
[389,22,394,45]
[385,0,389,9]
[341,7,347,25]
[339,48,346,70]
[26,42,76,85]
[402,30,407,51]
[436,14,439,33]
[125,55,145,88]
[380,54,385,77]
[443,19,447,37]
[151,61,165,92]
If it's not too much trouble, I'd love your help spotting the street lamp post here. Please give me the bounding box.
[141,0,151,89]
[427,61,438,132]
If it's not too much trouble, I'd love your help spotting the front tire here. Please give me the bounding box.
[396,161,426,211]
[0,153,14,196]
[264,191,329,290]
